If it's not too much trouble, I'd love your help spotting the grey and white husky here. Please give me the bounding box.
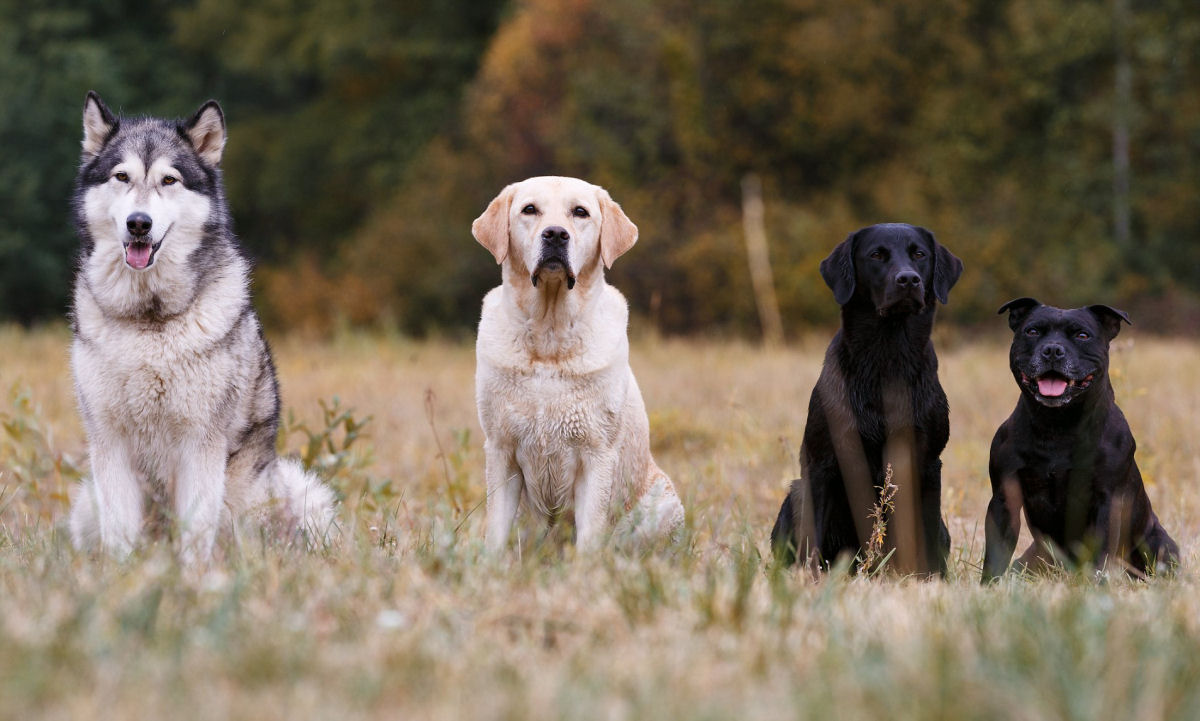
[68,92,335,562]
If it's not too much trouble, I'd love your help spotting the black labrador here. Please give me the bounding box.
[771,223,963,575]
[982,299,1179,580]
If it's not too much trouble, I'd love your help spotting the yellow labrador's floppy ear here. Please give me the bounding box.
[472,184,515,265]
[599,189,638,269]
[82,91,117,158]
[185,100,227,166]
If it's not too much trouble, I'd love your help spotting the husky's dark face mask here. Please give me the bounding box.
[76,92,226,271]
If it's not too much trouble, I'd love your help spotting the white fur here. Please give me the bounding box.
[69,105,335,562]
[472,176,684,553]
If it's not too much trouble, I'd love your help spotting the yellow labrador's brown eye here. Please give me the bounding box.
[162,175,178,186]
[521,204,537,215]
[572,206,589,218]
[114,171,129,182]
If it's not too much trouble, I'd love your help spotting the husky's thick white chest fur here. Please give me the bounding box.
[68,92,334,561]
[472,176,684,552]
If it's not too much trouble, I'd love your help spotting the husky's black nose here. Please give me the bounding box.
[127,212,152,237]
[541,226,569,248]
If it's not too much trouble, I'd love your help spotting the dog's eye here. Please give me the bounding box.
[162,175,178,186]
[521,204,538,215]
[572,206,590,218]
[113,171,129,183]
[1075,331,1090,340]
[868,248,886,260]
[1025,327,1040,337]
[911,248,926,259]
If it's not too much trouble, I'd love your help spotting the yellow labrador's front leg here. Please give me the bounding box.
[574,450,617,552]
[484,440,524,554]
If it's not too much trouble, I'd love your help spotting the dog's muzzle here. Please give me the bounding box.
[531,225,576,289]
[1017,347,1097,407]
[123,212,162,270]
[879,272,926,316]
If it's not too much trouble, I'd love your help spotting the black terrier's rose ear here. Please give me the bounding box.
[1087,304,1131,341]
[997,297,1042,332]
[820,228,864,305]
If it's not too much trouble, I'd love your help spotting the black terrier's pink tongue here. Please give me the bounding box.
[126,243,152,269]
[1037,377,1068,397]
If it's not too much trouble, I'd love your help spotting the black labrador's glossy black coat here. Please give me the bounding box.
[771,224,962,575]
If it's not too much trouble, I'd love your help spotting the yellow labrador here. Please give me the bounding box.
[472,176,684,552]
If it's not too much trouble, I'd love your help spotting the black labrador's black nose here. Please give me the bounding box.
[895,270,922,288]
[541,226,570,247]
[1040,343,1066,359]
[126,212,153,237]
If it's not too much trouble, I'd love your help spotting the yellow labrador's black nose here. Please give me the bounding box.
[541,226,569,247]
[126,212,152,237]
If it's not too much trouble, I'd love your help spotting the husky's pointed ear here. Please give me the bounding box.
[185,100,226,166]
[472,184,516,265]
[599,188,638,269]
[820,228,863,305]
[82,91,117,158]
[998,297,1042,332]
[1087,304,1131,341]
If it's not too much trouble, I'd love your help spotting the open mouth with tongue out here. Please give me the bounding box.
[1020,370,1095,406]
[122,237,163,270]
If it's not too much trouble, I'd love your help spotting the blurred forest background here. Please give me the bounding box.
[2,0,1199,336]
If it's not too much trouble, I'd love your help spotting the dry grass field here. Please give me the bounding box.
[2,324,1199,720]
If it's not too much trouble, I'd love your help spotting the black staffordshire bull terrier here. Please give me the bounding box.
[982,298,1179,580]
[771,223,963,575]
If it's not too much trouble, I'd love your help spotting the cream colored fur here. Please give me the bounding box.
[472,176,684,553]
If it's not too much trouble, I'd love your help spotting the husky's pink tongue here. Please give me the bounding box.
[125,242,152,269]
[1037,377,1068,397]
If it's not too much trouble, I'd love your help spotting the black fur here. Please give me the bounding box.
[982,300,1179,580]
[771,224,963,575]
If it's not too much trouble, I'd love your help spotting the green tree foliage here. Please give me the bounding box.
[346,0,1200,335]
[0,1,211,323]
[3,0,1199,333]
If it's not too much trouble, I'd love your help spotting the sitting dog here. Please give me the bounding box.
[982,299,1179,580]
[472,176,684,553]
[771,224,963,575]
[68,93,335,562]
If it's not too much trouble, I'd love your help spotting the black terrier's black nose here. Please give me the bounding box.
[541,226,570,247]
[126,212,153,237]
[1040,343,1066,360]
[895,270,921,287]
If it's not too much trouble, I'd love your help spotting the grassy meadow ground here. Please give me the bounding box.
[2,324,1200,720]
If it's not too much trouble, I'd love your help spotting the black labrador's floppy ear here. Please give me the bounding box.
[1087,304,1131,341]
[819,229,862,305]
[997,297,1042,332]
[918,227,963,304]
